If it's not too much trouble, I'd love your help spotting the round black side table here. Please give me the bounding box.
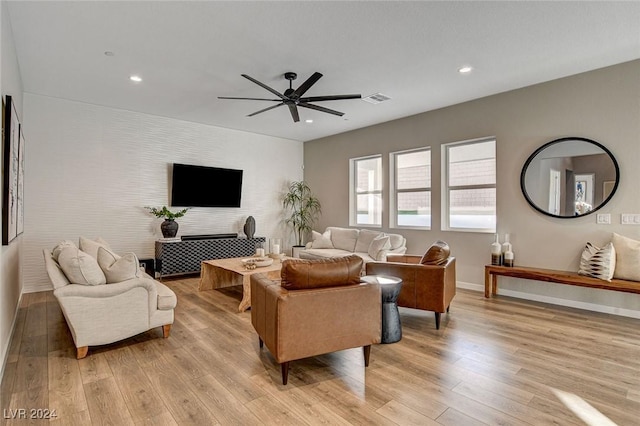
[360,275,403,343]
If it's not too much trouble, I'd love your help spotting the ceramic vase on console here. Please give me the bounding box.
[490,234,502,265]
[244,216,256,238]
[161,219,179,238]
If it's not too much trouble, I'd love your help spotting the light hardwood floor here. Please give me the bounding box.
[2,277,639,425]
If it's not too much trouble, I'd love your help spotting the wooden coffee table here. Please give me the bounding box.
[199,256,285,312]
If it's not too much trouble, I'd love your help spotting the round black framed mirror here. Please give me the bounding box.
[520,137,619,218]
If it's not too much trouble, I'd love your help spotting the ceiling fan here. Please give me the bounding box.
[218,72,361,123]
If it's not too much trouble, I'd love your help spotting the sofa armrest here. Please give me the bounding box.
[54,277,157,298]
[54,277,160,314]
[385,254,422,264]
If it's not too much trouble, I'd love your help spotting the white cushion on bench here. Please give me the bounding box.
[612,233,640,281]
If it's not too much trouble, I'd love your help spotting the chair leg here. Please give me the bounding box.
[281,362,290,385]
[162,324,172,338]
[447,305,450,313]
[259,337,263,348]
[435,312,441,330]
[363,345,371,367]
[77,346,88,359]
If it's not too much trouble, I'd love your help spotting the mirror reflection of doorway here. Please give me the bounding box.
[574,173,594,215]
[548,169,561,215]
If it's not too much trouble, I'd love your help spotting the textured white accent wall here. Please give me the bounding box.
[22,94,303,292]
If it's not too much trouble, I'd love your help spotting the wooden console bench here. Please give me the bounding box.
[484,265,640,298]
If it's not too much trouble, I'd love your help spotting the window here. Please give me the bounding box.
[350,155,382,227]
[442,138,496,232]
[391,148,431,228]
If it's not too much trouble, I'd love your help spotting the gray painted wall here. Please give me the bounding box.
[304,60,640,317]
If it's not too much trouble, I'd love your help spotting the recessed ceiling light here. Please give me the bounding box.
[130,75,142,83]
[458,66,473,74]
[305,119,313,123]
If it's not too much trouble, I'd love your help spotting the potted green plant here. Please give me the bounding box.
[282,181,321,256]
[145,206,189,238]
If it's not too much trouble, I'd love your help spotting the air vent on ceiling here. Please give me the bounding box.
[362,93,391,104]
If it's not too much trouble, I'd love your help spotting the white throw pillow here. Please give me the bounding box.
[387,233,405,250]
[52,240,77,262]
[311,230,334,249]
[355,229,383,253]
[79,236,111,260]
[57,247,106,286]
[611,233,640,281]
[368,236,391,261]
[578,242,616,282]
[97,247,140,283]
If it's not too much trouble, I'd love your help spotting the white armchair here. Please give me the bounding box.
[43,247,177,359]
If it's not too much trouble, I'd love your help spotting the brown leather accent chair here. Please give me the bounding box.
[250,255,381,385]
[366,253,456,330]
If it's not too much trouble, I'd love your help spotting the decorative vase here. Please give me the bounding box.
[244,216,256,238]
[161,219,179,238]
[491,234,502,265]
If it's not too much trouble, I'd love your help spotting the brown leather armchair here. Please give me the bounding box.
[366,254,456,329]
[250,256,381,385]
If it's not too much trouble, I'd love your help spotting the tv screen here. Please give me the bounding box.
[171,163,243,207]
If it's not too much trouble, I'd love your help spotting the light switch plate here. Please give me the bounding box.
[596,214,611,224]
[621,214,640,225]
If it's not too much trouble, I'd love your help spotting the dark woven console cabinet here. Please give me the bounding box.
[155,237,265,277]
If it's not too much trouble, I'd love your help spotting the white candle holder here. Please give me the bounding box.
[269,238,283,260]
[255,242,265,257]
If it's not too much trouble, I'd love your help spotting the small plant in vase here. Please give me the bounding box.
[282,181,321,256]
[145,206,189,238]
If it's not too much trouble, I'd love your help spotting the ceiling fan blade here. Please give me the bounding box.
[241,74,286,100]
[298,102,344,117]
[299,94,362,102]
[292,72,323,99]
[288,104,300,122]
[247,102,284,117]
[218,96,282,101]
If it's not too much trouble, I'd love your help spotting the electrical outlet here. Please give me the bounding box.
[596,214,611,224]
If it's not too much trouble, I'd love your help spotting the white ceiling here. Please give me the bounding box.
[6,1,640,142]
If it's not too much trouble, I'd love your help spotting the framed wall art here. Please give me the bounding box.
[2,95,22,245]
[17,123,25,236]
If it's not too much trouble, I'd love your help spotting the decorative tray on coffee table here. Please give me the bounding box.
[241,257,274,268]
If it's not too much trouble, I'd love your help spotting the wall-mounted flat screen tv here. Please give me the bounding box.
[171,163,243,207]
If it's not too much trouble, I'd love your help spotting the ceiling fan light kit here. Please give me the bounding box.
[219,72,361,123]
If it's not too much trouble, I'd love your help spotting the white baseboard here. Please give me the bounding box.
[456,281,484,292]
[456,281,640,319]
[1,291,24,383]
[23,282,53,293]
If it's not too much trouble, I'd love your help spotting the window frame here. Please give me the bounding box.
[349,154,383,228]
[441,137,496,233]
[390,147,431,230]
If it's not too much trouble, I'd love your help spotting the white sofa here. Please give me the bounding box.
[300,227,406,264]
[43,237,177,359]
